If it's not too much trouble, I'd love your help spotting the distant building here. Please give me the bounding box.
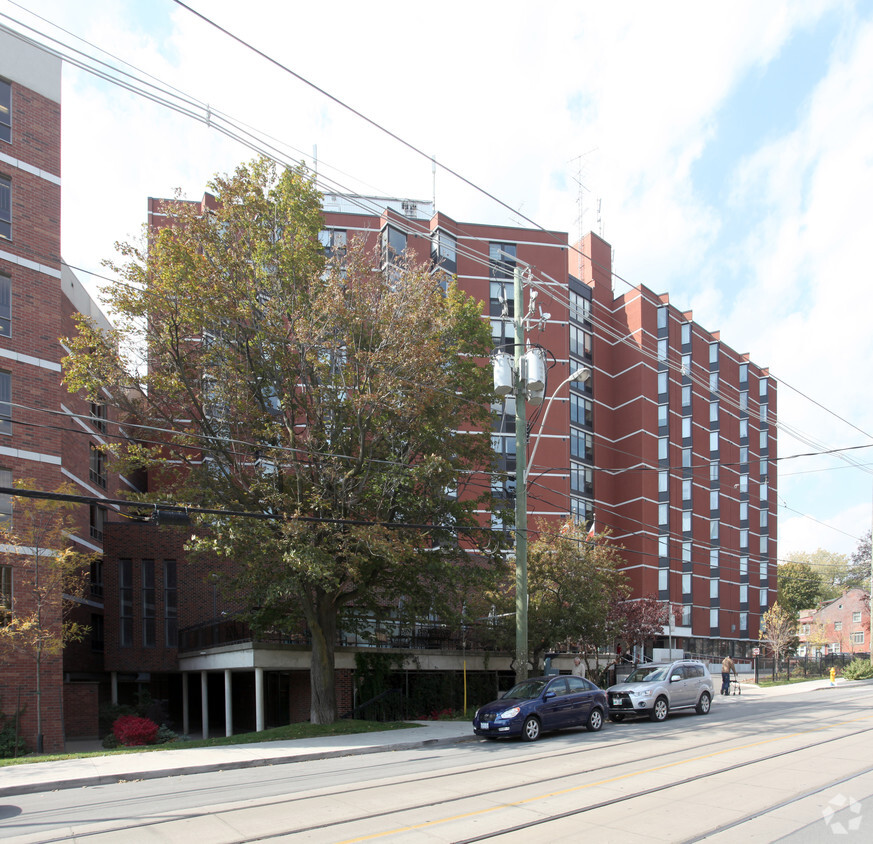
[797,589,870,657]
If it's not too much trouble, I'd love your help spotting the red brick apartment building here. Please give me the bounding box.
[98,191,776,736]
[1,25,122,751]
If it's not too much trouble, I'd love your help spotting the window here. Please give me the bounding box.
[89,504,105,542]
[709,343,719,365]
[853,611,862,623]
[709,431,719,453]
[489,242,516,279]
[658,535,669,558]
[89,444,107,488]
[739,390,748,411]
[740,556,748,576]
[657,305,668,330]
[0,79,10,143]
[760,429,768,450]
[90,400,107,433]
[659,503,669,526]
[681,353,691,376]
[658,437,668,461]
[760,560,768,579]
[658,470,669,494]
[569,290,590,323]
[682,573,691,594]
[489,281,514,317]
[834,621,843,631]
[658,568,668,591]
[90,613,104,653]
[760,459,768,479]
[658,371,668,395]
[710,579,719,599]
[141,560,155,647]
[709,371,718,393]
[759,379,768,399]
[570,496,590,523]
[710,461,719,482]
[740,529,748,549]
[740,612,748,631]
[90,557,103,599]
[739,474,749,493]
[381,225,406,264]
[0,371,10,434]
[759,534,768,553]
[682,541,691,562]
[681,416,691,439]
[682,478,692,501]
[430,229,456,272]
[570,325,592,358]
[682,605,692,626]
[710,609,719,628]
[740,583,748,603]
[318,228,347,256]
[0,274,9,336]
[0,564,11,621]
[658,404,668,427]
[682,384,691,408]
[682,510,691,533]
[165,560,178,647]
[119,559,133,647]
[760,509,768,529]
[681,323,691,346]
[570,395,594,428]
[852,632,865,645]
[739,501,748,522]
[570,428,593,460]
[0,467,10,523]
[710,520,719,540]
[710,490,719,511]
[739,363,748,384]
[710,548,719,569]
[682,447,692,467]
[570,463,593,495]
[760,589,768,609]
[657,338,667,361]
[740,446,749,464]
[0,176,10,240]
[710,402,719,424]
[739,418,748,440]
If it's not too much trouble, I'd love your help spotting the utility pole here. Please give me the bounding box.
[513,265,529,683]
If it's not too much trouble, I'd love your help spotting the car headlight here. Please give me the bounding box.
[498,706,521,719]
[635,689,653,698]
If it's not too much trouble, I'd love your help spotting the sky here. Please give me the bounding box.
[2,0,872,561]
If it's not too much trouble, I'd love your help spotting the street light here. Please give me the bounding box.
[492,265,591,683]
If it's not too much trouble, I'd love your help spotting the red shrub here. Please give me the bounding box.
[112,715,159,747]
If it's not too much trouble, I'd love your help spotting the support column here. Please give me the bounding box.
[255,667,265,733]
[201,671,209,740]
[110,671,118,705]
[224,669,233,737]
[181,672,189,737]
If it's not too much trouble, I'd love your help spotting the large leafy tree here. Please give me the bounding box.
[0,484,92,751]
[490,521,629,676]
[777,561,824,617]
[63,158,502,723]
[846,529,872,593]
[788,549,850,602]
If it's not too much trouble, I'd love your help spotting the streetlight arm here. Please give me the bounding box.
[525,366,590,486]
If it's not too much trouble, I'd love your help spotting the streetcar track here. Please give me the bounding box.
[5,698,872,843]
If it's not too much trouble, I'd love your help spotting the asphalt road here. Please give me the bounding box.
[2,684,872,842]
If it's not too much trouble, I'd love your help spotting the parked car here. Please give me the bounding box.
[472,675,608,741]
[607,659,713,722]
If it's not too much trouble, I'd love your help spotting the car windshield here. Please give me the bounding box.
[503,679,548,700]
[625,666,670,683]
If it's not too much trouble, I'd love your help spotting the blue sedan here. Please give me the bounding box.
[472,675,608,741]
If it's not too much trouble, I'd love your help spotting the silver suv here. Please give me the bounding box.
[607,660,714,722]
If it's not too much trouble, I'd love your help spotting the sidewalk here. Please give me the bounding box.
[0,720,476,797]
[0,678,857,797]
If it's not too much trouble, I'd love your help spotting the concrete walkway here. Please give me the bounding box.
[0,677,851,797]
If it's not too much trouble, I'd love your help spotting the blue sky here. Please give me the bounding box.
[3,0,872,560]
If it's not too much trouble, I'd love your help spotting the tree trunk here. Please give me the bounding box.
[308,591,338,724]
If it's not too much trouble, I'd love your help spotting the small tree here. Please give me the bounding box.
[0,484,92,751]
[619,595,672,661]
[760,602,797,680]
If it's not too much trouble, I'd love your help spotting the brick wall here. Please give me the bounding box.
[62,682,99,738]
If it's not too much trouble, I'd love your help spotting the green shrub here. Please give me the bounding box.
[0,701,27,759]
[154,725,178,744]
[102,732,119,749]
[842,659,873,681]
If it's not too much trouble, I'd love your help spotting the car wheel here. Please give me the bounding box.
[609,713,625,722]
[649,697,669,722]
[521,716,541,741]
[586,707,604,732]
[695,692,712,715]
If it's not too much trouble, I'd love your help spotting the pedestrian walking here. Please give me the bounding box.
[721,655,737,695]
[572,657,585,677]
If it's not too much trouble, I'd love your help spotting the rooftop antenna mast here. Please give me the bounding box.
[570,148,597,278]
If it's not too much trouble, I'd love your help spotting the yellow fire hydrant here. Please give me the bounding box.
[830,667,836,686]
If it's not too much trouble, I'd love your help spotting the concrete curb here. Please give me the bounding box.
[0,732,478,798]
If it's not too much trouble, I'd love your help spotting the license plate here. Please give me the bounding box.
[480,722,489,729]
[612,696,622,706]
